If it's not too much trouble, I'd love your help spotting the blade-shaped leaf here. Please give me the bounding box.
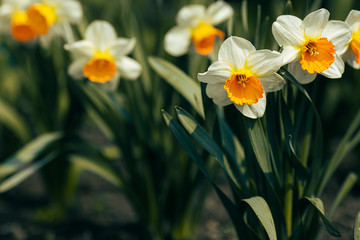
[242,196,277,240]
[355,211,360,240]
[0,98,31,142]
[302,197,341,237]
[0,154,54,193]
[68,154,123,188]
[149,56,204,118]
[0,132,62,178]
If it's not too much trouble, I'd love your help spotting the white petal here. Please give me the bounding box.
[320,54,344,79]
[246,50,283,77]
[301,8,329,38]
[68,58,88,79]
[205,1,233,25]
[206,83,232,106]
[164,26,191,56]
[176,4,205,27]
[115,56,142,80]
[109,38,136,58]
[259,73,286,92]
[56,0,83,23]
[322,20,352,55]
[272,15,304,47]
[0,4,13,18]
[235,94,266,119]
[197,60,231,84]
[64,40,94,58]
[342,47,360,69]
[281,46,301,65]
[85,20,117,50]
[218,36,255,69]
[345,10,360,32]
[288,61,317,84]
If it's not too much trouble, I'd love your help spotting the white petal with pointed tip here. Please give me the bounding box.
[246,50,283,77]
[205,1,233,25]
[320,54,344,79]
[206,83,232,106]
[56,0,82,23]
[164,26,191,56]
[260,73,286,93]
[64,40,94,58]
[281,46,301,65]
[288,61,317,84]
[322,20,351,55]
[85,21,117,51]
[197,60,231,84]
[345,10,360,32]
[235,94,266,119]
[109,38,136,59]
[218,36,255,69]
[342,48,360,69]
[176,4,205,27]
[301,8,329,38]
[68,58,88,79]
[115,56,142,80]
[272,15,304,47]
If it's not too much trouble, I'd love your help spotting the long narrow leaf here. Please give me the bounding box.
[355,211,360,240]
[148,56,204,118]
[302,197,341,237]
[0,154,54,192]
[242,196,277,240]
[0,132,62,177]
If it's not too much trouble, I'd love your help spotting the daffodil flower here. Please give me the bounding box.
[342,10,360,69]
[272,8,351,84]
[26,0,83,46]
[164,1,233,56]
[0,0,35,42]
[198,36,285,119]
[65,20,142,88]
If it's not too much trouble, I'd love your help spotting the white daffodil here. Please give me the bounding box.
[65,20,142,89]
[26,0,83,46]
[164,1,233,56]
[342,10,360,69]
[0,0,34,42]
[272,8,351,84]
[198,36,285,119]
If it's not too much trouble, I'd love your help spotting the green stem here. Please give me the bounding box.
[284,165,294,237]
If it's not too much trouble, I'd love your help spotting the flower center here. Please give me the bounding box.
[299,37,335,74]
[10,11,36,42]
[350,27,360,64]
[83,51,117,83]
[224,72,264,105]
[191,22,225,55]
[27,3,57,35]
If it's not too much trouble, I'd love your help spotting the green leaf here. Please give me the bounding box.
[68,154,123,188]
[245,118,274,185]
[0,154,54,193]
[328,172,358,218]
[148,56,204,118]
[302,197,341,237]
[175,107,223,163]
[0,132,62,178]
[355,211,360,240]
[0,98,31,142]
[242,196,277,240]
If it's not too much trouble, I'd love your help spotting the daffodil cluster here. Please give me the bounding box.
[164,4,359,119]
[0,0,82,45]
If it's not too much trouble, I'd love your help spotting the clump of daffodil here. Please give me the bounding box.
[0,0,35,42]
[26,0,83,46]
[164,1,233,56]
[65,20,142,89]
[198,36,285,119]
[0,0,82,45]
[272,8,351,84]
[342,10,360,69]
